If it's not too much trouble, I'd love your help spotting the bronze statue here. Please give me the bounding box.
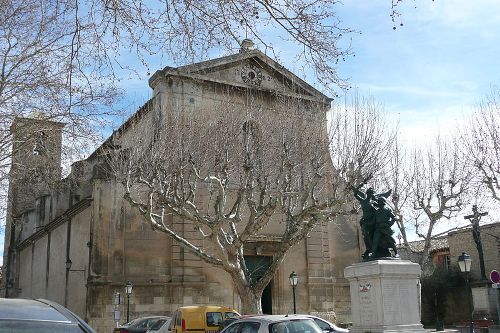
[352,182,398,261]
[351,184,376,259]
[370,196,398,258]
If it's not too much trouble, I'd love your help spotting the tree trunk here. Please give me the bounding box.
[238,287,263,314]
[229,271,264,314]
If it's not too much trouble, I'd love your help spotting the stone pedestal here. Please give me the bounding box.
[471,285,499,322]
[344,260,426,333]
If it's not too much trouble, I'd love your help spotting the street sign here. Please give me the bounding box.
[493,284,500,289]
[490,270,500,284]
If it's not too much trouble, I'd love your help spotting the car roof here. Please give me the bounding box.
[178,305,238,312]
[0,298,74,322]
[124,316,170,325]
[232,315,313,323]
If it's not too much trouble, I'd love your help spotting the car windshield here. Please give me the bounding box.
[0,320,86,333]
[270,319,323,333]
[225,312,239,319]
[150,319,169,330]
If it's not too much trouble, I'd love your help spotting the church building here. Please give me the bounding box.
[1,41,361,333]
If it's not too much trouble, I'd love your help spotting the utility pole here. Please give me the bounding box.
[464,205,488,281]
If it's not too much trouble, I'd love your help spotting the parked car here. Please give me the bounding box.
[115,316,171,333]
[304,316,349,333]
[169,305,240,333]
[0,298,97,333]
[220,314,324,333]
[146,317,172,333]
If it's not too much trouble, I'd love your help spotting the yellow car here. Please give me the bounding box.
[169,306,240,333]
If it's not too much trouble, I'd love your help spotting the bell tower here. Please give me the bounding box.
[8,117,64,214]
[2,117,64,297]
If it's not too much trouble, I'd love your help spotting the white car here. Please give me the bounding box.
[221,315,324,333]
[305,316,349,333]
[145,317,172,333]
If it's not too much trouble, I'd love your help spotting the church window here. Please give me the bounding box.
[33,131,47,155]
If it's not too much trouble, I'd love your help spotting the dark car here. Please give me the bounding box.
[114,316,171,333]
[0,298,97,333]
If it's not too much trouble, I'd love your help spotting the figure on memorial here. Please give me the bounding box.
[369,196,398,259]
[351,183,376,259]
[351,181,396,260]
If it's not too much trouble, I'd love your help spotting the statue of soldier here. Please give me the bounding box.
[351,184,376,259]
[370,196,398,259]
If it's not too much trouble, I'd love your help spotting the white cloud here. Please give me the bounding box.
[410,0,500,29]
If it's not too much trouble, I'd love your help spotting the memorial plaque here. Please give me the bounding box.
[382,282,398,324]
[359,284,375,325]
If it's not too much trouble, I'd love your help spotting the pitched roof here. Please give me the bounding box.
[90,48,331,160]
[149,49,332,104]
[398,237,449,254]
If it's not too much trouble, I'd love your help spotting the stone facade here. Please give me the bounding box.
[1,46,361,333]
[447,223,500,282]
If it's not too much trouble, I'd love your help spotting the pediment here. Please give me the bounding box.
[152,50,331,104]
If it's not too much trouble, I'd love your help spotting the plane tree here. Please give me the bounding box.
[460,89,500,204]
[111,95,393,313]
[400,136,471,266]
[1,0,353,224]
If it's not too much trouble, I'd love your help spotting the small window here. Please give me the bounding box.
[445,255,451,269]
[271,323,289,333]
[313,319,330,331]
[225,323,243,333]
[33,131,47,156]
[151,319,168,330]
[206,312,223,326]
[240,322,260,333]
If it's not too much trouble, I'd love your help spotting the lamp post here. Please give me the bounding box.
[289,272,298,314]
[125,281,133,323]
[458,252,473,333]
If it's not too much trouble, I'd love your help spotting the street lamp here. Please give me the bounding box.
[289,272,298,314]
[458,252,473,333]
[125,281,133,323]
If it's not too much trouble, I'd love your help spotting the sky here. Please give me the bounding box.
[331,0,500,233]
[334,0,500,140]
[112,0,500,141]
[2,1,500,265]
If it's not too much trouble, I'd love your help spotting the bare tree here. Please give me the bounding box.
[383,138,413,247]
[407,136,471,265]
[328,94,396,188]
[1,0,356,234]
[461,89,500,204]
[108,91,392,313]
[85,0,354,89]
[0,0,123,222]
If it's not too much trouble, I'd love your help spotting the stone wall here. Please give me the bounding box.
[448,223,500,282]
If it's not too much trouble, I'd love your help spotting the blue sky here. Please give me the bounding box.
[112,0,500,141]
[334,0,500,141]
[2,1,499,264]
